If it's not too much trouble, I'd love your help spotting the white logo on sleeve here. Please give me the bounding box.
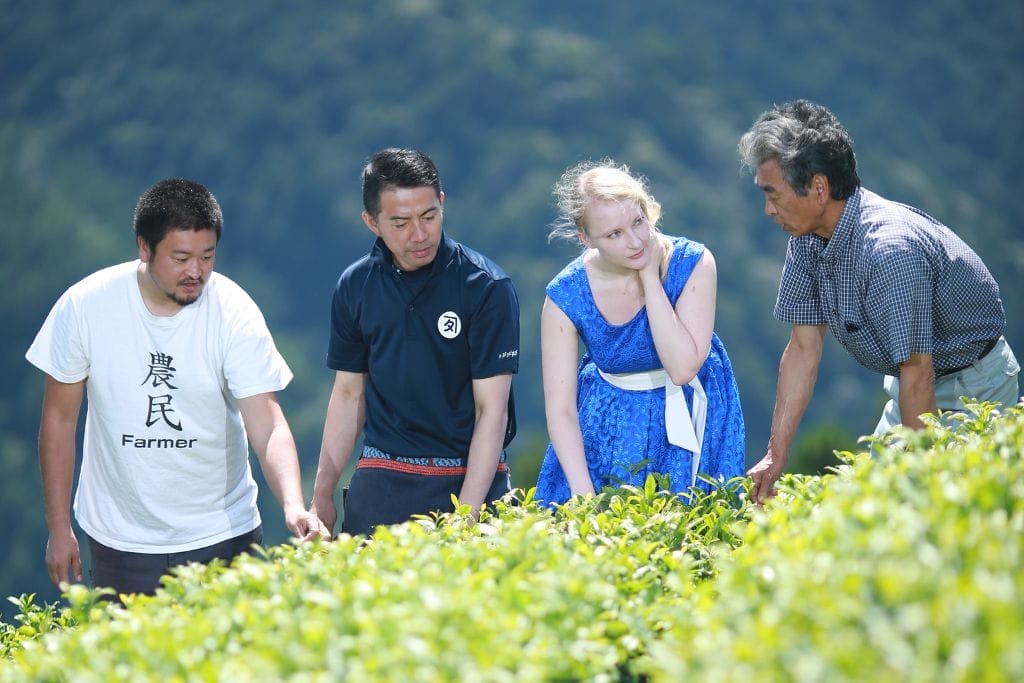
[437,311,462,339]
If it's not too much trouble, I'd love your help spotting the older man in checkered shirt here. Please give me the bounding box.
[738,100,1020,505]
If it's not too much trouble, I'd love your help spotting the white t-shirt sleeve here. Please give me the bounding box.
[26,287,90,383]
[220,286,294,399]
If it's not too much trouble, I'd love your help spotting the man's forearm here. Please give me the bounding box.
[898,354,936,430]
[768,327,825,459]
[38,378,84,533]
[39,431,76,533]
[311,372,365,504]
[257,424,306,510]
[769,358,815,452]
[458,415,507,512]
[311,447,351,503]
[311,420,361,503]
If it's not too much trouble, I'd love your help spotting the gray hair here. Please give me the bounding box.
[738,99,860,200]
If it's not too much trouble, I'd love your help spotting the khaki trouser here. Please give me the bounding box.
[874,336,1021,436]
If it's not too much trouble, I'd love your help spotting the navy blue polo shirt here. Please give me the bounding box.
[327,234,519,459]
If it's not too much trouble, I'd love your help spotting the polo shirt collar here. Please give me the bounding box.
[433,233,457,271]
[369,232,457,275]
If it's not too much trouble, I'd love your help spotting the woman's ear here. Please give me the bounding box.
[577,228,592,249]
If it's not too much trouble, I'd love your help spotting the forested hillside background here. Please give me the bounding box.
[2,0,1021,617]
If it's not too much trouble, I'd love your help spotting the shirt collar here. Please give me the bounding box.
[820,187,863,263]
[369,232,456,275]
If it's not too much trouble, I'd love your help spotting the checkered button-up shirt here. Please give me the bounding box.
[774,187,1006,377]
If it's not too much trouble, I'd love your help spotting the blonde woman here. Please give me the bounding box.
[535,160,745,504]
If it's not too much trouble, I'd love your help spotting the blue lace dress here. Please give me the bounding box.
[535,236,746,505]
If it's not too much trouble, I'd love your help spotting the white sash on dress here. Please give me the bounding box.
[597,367,707,487]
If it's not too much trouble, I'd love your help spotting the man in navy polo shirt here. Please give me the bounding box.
[309,148,519,536]
[738,100,1020,505]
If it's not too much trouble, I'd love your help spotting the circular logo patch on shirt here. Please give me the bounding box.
[437,311,462,339]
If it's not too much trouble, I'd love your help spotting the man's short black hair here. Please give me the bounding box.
[134,179,223,253]
[361,148,442,218]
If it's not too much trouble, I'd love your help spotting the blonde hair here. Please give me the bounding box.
[549,159,671,275]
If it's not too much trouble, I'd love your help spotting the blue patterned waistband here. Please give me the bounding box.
[358,445,508,474]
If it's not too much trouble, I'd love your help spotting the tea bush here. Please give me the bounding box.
[643,401,1024,682]
[0,481,746,682]
[2,402,1021,681]
[0,594,77,661]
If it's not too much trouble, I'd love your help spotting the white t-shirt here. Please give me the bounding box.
[26,261,294,553]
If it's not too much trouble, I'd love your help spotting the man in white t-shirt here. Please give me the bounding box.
[26,178,326,596]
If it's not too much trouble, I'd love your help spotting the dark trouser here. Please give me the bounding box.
[341,459,511,538]
[88,525,263,596]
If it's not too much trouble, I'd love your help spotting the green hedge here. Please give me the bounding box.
[0,478,746,682]
[2,402,1022,681]
[644,401,1024,682]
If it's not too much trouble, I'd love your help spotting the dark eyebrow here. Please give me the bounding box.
[388,206,438,222]
[171,246,216,256]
